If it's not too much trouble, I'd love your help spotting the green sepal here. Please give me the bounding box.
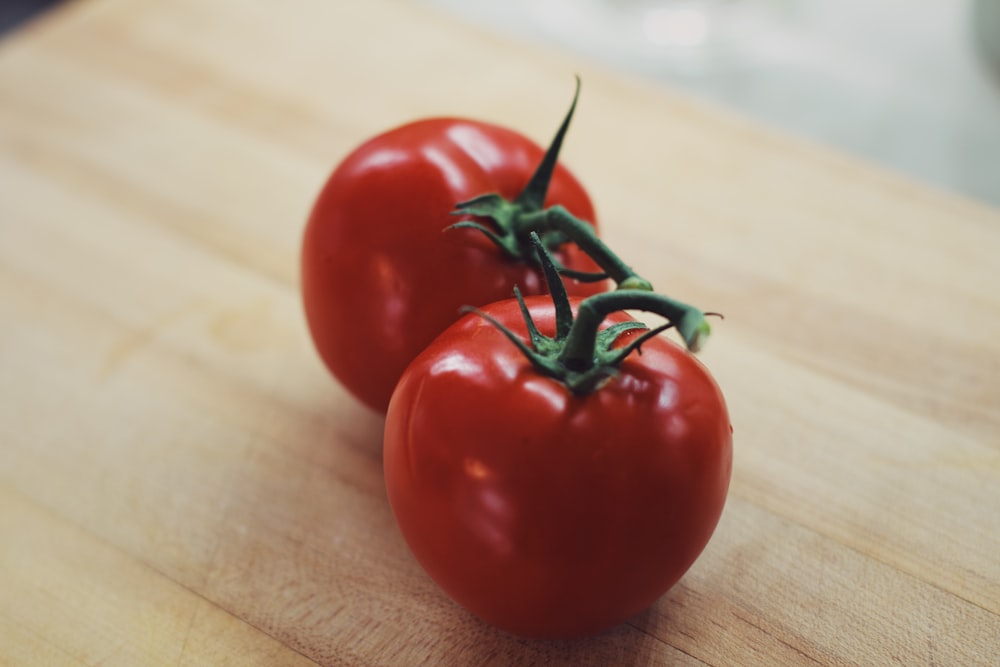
[458,305,564,379]
[604,322,675,366]
[599,320,651,343]
[514,75,581,211]
[531,231,573,339]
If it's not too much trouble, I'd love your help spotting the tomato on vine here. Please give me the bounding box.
[384,235,732,639]
[301,80,650,412]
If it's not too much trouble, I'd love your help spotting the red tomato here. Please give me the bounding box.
[383,296,732,639]
[301,118,603,412]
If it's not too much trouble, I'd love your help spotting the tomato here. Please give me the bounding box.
[301,107,611,412]
[383,292,732,639]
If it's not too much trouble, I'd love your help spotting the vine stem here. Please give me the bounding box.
[517,206,652,291]
[449,77,653,292]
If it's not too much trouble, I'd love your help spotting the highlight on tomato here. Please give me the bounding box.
[301,79,651,412]
[383,235,732,639]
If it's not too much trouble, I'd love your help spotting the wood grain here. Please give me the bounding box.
[1,0,998,664]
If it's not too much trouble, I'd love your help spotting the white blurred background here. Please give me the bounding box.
[416,0,1000,207]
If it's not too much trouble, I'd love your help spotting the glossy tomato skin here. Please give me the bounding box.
[301,118,603,413]
[384,297,732,639]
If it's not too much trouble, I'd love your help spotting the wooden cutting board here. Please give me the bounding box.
[2,0,998,664]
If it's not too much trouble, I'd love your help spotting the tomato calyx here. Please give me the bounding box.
[449,78,653,292]
[466,234,715,395]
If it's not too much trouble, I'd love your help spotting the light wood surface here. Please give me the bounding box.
[2,0,999,664]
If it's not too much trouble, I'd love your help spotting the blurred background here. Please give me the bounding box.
[5,0,998,206]
[413,0,1000,207]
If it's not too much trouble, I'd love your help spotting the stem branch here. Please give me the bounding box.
[519,206,653,291]
[559,290,710,371]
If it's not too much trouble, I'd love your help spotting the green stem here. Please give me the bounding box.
[517,206,652,291]
[465,234,718,396]
[559,290,711,371]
